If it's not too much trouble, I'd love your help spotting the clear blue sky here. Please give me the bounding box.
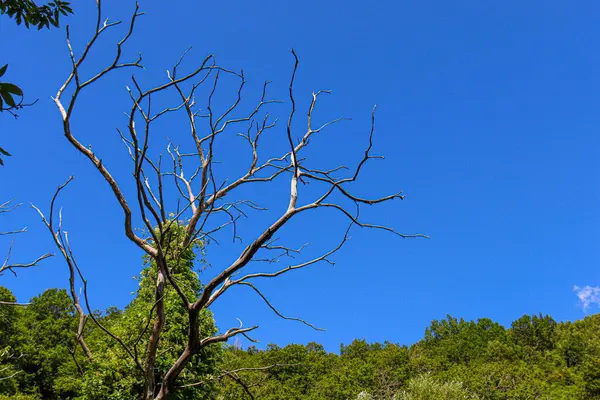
[1,1,599,353]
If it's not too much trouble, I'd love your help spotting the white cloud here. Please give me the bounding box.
[573,285,600,310]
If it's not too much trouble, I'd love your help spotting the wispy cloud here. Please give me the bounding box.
[573,285,600,310]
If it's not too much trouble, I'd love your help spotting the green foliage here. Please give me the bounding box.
[396,373,478,400]
[583,356,600,398]
[0,63,24,114]
[0,64,20,165]
[74,222,220,399]
[510,313,557,352]
[0,288,77,399]
[2,263,600,400]
[215,313,600,400]
[423,316,507,368]
[0,395,39,400]
[0,0,73,29]
[0,222,221,399]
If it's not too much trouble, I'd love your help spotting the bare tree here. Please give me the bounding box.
[48,1,426,398]
[0,200,53,305]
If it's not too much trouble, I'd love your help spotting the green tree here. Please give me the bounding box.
[0,288,78,399]
[0,287,23,395]
[510,314,557,352]
[396,373,478,400]
[77,222,220,400]
[423,316,507,368]
[583,356,600,399]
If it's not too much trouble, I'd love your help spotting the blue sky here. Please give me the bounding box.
[1,0,600,353]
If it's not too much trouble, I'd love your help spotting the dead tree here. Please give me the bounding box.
[50,1,425,398]
[0,200,52,305]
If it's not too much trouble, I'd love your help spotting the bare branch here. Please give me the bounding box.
[179,363,298,390]
[54,0,154,257]
[0,228,27,236]
[199,325,259,348]
[0,245,52,277]
[31,177,145,370]
[237,224,351,282]
[0,200,53,277]
[0,370,22,382]
[315,203,428,239]
[0,301,30,306]
[286,49,300,212]
[0,200,20,214]
[238,281,324,331]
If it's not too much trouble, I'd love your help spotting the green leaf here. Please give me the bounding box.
[0,147,11,157]
[0,65,7,78]
[2,83,23,96]
[0,91,16,108]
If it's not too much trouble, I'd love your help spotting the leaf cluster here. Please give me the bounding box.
[0,65,23,112]
[0,0,72,30]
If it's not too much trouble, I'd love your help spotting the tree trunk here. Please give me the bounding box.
[144,266,166,399]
